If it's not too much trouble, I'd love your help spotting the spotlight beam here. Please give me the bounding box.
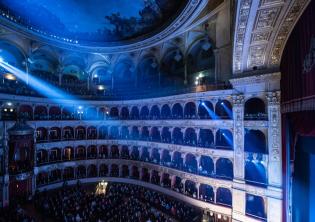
[0,61,76,101]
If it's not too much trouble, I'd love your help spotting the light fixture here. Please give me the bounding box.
[4,73,16,81]
[7,102,12,106]
[201,102,205,106]
[78,106,83,109]
[93,74,98,78]
[195,81,198,85]
[202,40,211,51]
[174,51,182,62]
[98,85,105,90]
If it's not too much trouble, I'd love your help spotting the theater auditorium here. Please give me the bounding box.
[0,0,314,221]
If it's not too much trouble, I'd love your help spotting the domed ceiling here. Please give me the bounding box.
[0,0,201,52]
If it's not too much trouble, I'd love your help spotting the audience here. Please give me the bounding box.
[34,182,202,222]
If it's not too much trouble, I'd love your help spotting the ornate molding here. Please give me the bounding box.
[0,0,207,53]
[233,0,311,74]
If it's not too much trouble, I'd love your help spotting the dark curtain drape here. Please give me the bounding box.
[281,0,315,113]
[280,1,315,221]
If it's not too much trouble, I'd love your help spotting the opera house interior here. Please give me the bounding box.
[0,0,314,221]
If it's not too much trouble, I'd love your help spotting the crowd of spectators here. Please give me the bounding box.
[34,182,202,222]
[0,203,35,222]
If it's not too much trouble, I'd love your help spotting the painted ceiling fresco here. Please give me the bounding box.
[0,0,187,46]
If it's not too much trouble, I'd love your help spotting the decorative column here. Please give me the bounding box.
[232,94,245,180]
[231,95,246,221]
[266,91,282,187]
[266,91,282,222]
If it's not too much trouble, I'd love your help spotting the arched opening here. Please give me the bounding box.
[160,49,185,87]
[99,145,108,159]
[141,168,150,182]
[150,170,160,185]
[109,126,119,139]
[161,150,171,166]
[172,127,183,144]
[49,169,62,183]
[199,129,214,148]
[161,173,171,188]
[110,164,119,177]
[36,149,48,165]
[87,165,97,177]
[131,166,140,179]
[151,127,161,142]
[138,56,159,89]
[140,106,149,120]
[187,38,215,84]
[141,126,150,141]
[172,103,183,119]
[245,129,267,153]
[34,105,48,120]
[121,165,129,178]
[87,126,97,140]
[62,106,75,120]
[49,148,61,163]
[244,98,267,120]
[120,107,129,120]
[110,145,119,159]
[245,154,267,187]
[121,145,130,159]
[199,184,214,203]
[75,146,86,160]
[185,153,197,173]
[19,105,33,120]
[199,155,214,177]
[216,129,233,150]
[49,106,61,120]
[141,147,150,162]
[172,176,183,193]
[161,127,171,143]
[84,107,97,120]
[98,126,108,139]
[150,105,160,119]
[246,194,267,220]
[63,126,74,140]
[161,104,171,119]
[49,127,61,141]
[130,106,139,119]
[215,100,233,119]
[185,180,197,198]
[62,146,74,161]
[216,158,233,180]
[131,126,139,140]
[130,146,140,160]
[99,164,108,177]
[75,126,86,140]
[121,126,130,139]
[184,102,197,119]
[110,107,119,119]
[184,128,197,146]
[216,187,232,207]
[36,127,48,142]
[63,167,75,180]
[87,145,97,159]
[151,148,160,164]
[172,152,183,170]
[198,101,214,119]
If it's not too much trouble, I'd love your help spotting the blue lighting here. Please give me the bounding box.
[0,60,76,101]
[0,57,3,63]
[220,101,233,119]
[201,101,218,119]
